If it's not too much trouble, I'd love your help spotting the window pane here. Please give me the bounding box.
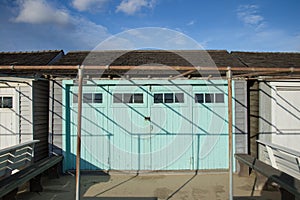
[73,94,78,103]
[134,93,143,103]
[113,93,122,103]
[2,97,12,108]
[94,93,103,103]
[175,93,184,103]
[205,93,214,103]
[195,94,204,103]
[164,93,174,103]
[123,93,133,103]
[215,93,224,103]
[154,94,163,103]
[83,93,93,103]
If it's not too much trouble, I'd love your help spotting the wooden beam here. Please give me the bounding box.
[169,69,196,80]
[233,70,283,78]
[0,65,300,73]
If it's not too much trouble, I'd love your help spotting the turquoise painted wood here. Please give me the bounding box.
[150,85,193,170]
[68,85,110,170]
[107,85,150,170]
[192,85,229,169]
[63,80,233,171]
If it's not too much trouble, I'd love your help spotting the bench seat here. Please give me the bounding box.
[0,155,63,199]
[235,153,300,199]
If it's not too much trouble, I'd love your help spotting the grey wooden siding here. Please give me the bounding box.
[234,80,248,172]
[249,81,259,158]
[32,80,49,161]
[234,80,248,154]
[19,84,33,142]
[258,81,273,160]
[49,80,64,155]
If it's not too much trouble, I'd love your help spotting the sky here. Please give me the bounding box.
[0,0,300,53]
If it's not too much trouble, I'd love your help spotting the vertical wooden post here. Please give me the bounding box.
[76,67,83,200]
[227,67,233,200]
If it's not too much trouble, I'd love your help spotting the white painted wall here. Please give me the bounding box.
[270,81,300,152]
[0,80,33,149]
[0,87,18,148]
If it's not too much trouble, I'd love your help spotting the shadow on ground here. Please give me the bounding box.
[16,172,281,200]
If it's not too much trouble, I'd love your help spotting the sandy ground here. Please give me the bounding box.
[16,172,280,200]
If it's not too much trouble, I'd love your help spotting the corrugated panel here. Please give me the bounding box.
[32,80,49,161]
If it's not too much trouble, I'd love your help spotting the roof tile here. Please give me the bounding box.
[0,50,64,66]
[231,51,300,68]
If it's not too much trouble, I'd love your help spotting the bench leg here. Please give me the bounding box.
[48,163,60,179]
[30,174,43,192]
[279,188,295,200]
[254,171,268,190]
[2,188,18,200]
[237,160,250,176]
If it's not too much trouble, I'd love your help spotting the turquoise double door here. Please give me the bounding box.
[64,81,229,171]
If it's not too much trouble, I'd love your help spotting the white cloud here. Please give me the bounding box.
[13,0,70,25]
[70,17,110,49]
[116,0,155,15]
[250,30,300,51]
[187,20,196,26]
[3,0,111,51]
[94,27,204,51]
[237,4,265,29]
[72,0,109,12]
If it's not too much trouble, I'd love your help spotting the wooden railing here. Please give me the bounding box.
[0,140,39,178]
[257,140,300,180]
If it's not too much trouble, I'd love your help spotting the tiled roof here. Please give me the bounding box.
[1,50,300,78]
[54,50,245,68]
[231,51,300,68]
[0,50,63,66]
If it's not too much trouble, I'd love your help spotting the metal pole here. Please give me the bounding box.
[227,67,233,200]
[76,67,83,200]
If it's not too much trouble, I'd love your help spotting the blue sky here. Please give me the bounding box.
[0,0,299,52]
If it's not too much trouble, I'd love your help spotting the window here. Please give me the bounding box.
[73,93,103,104]
[83,93,93,103]
[73,94,78,103]
[195,94,204,103]
[154,94,163,103]
[113,93,122,103]
[134,94,143,103]
[154,93,184,104]
[164,93,173,103]
[175,93,184,103]
[215,93,224,103]
[123,93,133,103]
[0,97,13,108]
[195,93,225,104]
[113,93,143,104]
[205,93,214,103]
[94,93,103,103]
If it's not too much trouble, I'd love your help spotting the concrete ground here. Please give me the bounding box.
[16,172,280,200]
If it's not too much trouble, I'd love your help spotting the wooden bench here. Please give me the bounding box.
[235,153,300,200]
[257,140,300,180]
[0,140,63,200]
